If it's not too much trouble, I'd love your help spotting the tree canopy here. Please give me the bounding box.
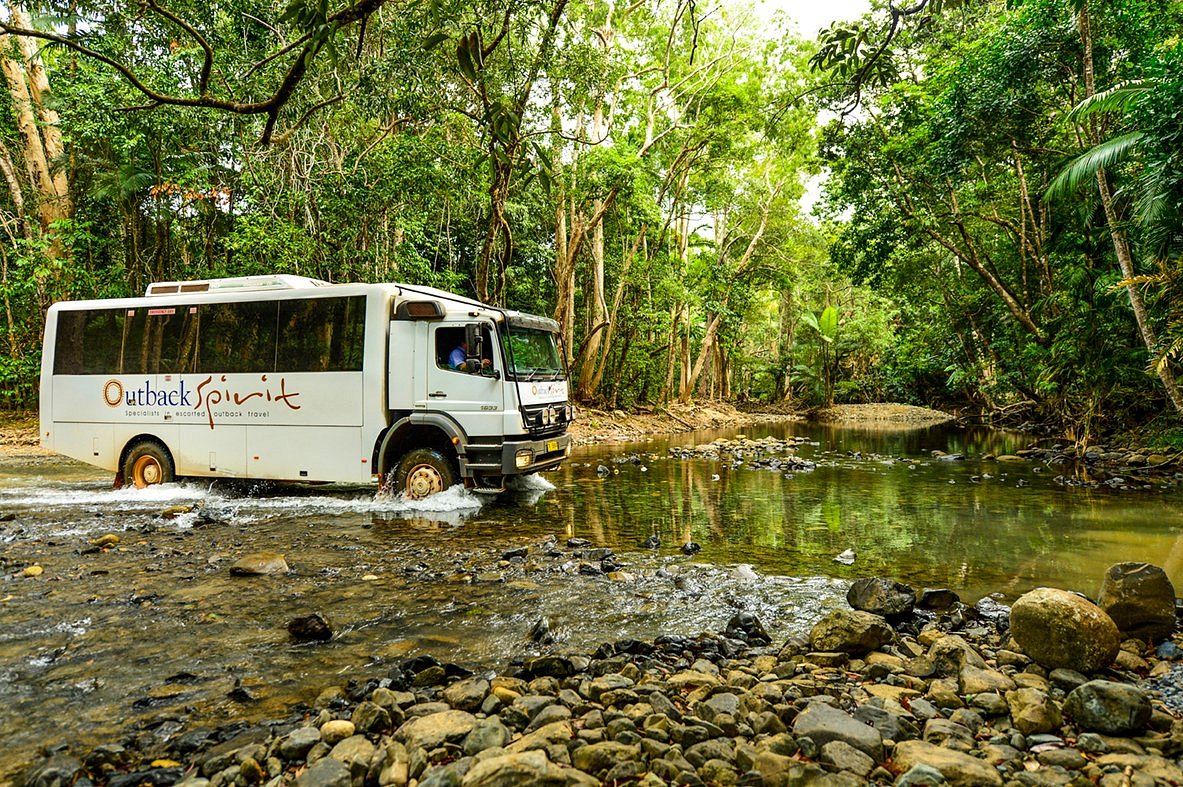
[0,0,1181,437]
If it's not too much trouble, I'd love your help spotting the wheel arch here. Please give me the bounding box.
[376,414,465,478]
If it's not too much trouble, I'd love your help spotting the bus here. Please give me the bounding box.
[39,275,572,498]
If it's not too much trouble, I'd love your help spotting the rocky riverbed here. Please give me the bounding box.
[20,559,1183,787]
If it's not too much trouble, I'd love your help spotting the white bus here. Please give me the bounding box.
[39,275,572,497]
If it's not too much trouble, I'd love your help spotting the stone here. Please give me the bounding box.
[460,750,569,786]
[288,613,334,643]
[820,740,875,777]
[229,552,289,575]
[918,589,960,612]
[320,720,356,745]
[853,704,919,742]
[1063,680,1152,735]
[523,656,575,679]
[923,718,975,752]
[808,609,894,655]
[294,757,351,787]
[279,727,323,760]
[397,710,478,750]
[847,577,916,619]
[925,635,988,677]
[1010,587,1120,673]
[330,735,375,772]
[891,740,1003,786]
[792,702,883,760]
[443,677,490,711]
[572,741,641,774]
[22,754,84,787]
[1005,688,1062,736]
[725,612,771,645]
[958,665,1016,695]
[505,721,573,753]
[1097,563,1177,643]
[352,701,393,734]
[895,763,949,785]
[464,718,511,756]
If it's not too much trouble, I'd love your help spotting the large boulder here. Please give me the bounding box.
[1009,587,1119,673]
[847,577,916,619]
[1097,562,1177,643]
[809,608,894,655]
[1064,680,1152,735]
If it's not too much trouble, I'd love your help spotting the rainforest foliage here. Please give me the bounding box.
[0,0,1179,436]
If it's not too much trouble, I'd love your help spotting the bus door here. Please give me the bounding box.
[420,322,505,437]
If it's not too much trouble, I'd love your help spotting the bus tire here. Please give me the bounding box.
[391,448,457,499]
[122,441,175,489]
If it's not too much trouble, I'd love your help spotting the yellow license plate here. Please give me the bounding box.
[547,440,558,453]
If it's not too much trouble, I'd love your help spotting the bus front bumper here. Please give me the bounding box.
[501,434,571,474]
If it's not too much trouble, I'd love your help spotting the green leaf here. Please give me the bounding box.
[1046,132,1146,201]
[456,40,477,82]
[423,32,449,51]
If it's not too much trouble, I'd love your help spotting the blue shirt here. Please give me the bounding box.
[448,346,467,369]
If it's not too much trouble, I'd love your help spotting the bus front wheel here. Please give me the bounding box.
[391,448,457,499]
[122,441,175,489]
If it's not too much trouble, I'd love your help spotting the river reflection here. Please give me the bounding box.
[2,417,1183,777]
[481,420,1183,601]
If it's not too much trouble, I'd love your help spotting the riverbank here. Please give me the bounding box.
[20,559,1183,787]
[3,402,962,455]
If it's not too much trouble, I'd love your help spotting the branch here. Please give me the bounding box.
[0,0,391,144]
[145,0,215,94]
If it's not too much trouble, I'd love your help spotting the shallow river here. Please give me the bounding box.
[2,418,1182,778]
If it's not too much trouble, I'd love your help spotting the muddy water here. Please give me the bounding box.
[2,419,1183,778]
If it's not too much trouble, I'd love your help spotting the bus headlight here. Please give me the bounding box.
[515,449,534,469]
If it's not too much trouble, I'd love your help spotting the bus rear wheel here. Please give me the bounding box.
[122,441,175,489]
[391,448,457,499]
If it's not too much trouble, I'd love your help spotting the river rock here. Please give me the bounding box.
[288,613,333,643]
[846,577,916,619]
[229,552,289,576]
[724,611,771,645]
[294,757,351,787]
[892,740,1003,786]
[1005,688,1062,735]
[572,741,641,774]
[918,588,960,611]
[808,608,893,654]
[1063,680,1152,734]
[1097,562,1177,642]
[1009,587,1119,672]
[330,735,375,775]
[397,710,477,750]
[22,754,84,787]
[792,702,883,760]
[461,750,570,786]
[320,719,356,745]
[820,739,875,777]
[442,677,490,711]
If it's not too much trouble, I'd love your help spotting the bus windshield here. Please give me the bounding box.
[504,326,563,380]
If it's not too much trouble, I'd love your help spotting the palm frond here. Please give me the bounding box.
[1065,81,1151,123]
[1046,132,1146,202]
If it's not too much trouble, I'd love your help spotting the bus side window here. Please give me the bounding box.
[198,302,278,373]
[276,296,365,372]
[53,309,123,374]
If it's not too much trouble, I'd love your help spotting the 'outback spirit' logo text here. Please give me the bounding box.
[102,376,301,428]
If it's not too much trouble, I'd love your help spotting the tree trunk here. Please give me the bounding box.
[1078,2,1183,414]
